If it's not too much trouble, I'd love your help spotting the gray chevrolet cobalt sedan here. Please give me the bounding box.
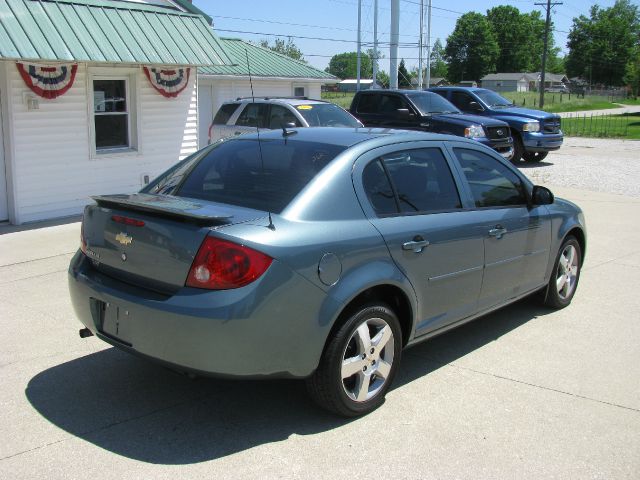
[69,127,585,417]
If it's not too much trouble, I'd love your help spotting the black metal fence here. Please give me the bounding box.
[562,111,631,138]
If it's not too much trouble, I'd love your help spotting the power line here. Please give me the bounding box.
[215,28,423,47]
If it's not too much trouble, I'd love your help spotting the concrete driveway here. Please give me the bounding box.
[1,148,639,478]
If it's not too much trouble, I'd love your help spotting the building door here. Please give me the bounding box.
[0,90,8,221]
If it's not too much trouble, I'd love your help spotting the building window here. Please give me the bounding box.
[294,86,306,97]
[91,74,137,154]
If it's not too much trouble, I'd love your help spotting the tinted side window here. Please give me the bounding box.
[450,92,473,111]
[377,148,461,214]
[268,105,301,129]
[378,94,406,113]
[362,160,398,215]
[355,94,379,114]
[236,103,269,128]
[213,103,239,125]
[454,148,527,208]
[432,90,448,99]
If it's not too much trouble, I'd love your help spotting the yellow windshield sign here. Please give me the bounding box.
[297,105,313,110]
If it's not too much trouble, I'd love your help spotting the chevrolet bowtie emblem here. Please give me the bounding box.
[115,232,133,246]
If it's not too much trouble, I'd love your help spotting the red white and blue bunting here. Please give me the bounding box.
[16,62,78,99]
[143,66,191,98]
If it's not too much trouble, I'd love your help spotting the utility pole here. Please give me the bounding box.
[372,0,378,88]
[390,0,399,89]
[536,0,562,108]
[418,0,424,90]
[425,0,432,89]
[356,0,362,91]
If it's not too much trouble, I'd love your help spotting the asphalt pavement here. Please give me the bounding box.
[1,142,639,479]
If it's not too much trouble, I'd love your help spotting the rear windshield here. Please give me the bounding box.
[148,139,347,213]
[295,103,361,127]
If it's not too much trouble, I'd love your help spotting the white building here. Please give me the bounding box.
[0,0,231,225]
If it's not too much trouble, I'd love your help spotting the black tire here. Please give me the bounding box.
[511,134,524,163]
[522,151,549,163]
[306,303,402,417]
[543,236,582,309]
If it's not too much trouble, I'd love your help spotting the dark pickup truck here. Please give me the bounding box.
[349,89,514,160]
[429,87,563,163]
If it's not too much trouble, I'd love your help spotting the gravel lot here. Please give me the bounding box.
[521,137,640,197]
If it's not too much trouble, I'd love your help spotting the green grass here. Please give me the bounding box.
[562,113,640,139]
[616,97,640,105]
[501,92,622,113]
[321,91,355,109]
[322,90,627,113]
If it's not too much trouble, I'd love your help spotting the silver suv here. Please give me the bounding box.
[208,97,363,143]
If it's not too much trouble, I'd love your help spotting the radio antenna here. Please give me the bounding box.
[245,49,275,231]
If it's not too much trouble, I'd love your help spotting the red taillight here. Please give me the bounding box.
[186,237,273,290]
[111,215,145,227]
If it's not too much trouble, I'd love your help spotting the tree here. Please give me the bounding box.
[546,49,566,75]
[398,59,412,88]
[376,70,390,88]
[624,46,640,96]
[445,12,499,83]
[566,0,640,86]
[430,38,448,79]
[486,6,548,72]
[259,37,305,62]
[326,51,373,79]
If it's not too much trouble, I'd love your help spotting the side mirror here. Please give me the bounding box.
[284,122,297,129]
[395,108,412,120]
[531,185,554,205]
[468,101,483,112]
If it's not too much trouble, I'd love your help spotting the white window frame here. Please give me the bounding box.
[88,68,140,158]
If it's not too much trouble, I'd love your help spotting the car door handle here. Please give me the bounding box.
[402,237,430,253]
[234,131,242,135]
[488,225,507,239]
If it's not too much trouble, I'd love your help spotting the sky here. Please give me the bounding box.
[193,0,631,75]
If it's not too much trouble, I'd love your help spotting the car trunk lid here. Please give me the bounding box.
[83,193,265,294]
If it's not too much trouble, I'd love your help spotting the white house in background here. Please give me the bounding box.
[481,72,570,93]
[197,38,339,149]
[0,0,232,225]
[338,79,375,92]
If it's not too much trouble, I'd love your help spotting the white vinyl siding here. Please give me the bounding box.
[3,61,198,224]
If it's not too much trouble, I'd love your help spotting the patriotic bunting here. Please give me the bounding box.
[16,62,78,99]
[143,66,191,98]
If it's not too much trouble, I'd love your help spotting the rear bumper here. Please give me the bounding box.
[523,132,563,152]
[68,251,329,378]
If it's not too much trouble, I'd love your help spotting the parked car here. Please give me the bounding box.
[348,89,514,160]
[208,97,362,143]
[69,128,585,417]
[429,86,563,163]
[545,85,569,94]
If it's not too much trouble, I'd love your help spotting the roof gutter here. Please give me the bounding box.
[197,74,338,83]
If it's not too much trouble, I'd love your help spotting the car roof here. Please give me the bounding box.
[430,86,484,92]
[358,89,437,95]
[222,126,478,148]
[229,97,332,106]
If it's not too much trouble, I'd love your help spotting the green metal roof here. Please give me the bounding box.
[0,0,232,67]
[199,38,337,81]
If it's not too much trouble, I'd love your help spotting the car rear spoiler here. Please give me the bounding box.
[91,194,233,226]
